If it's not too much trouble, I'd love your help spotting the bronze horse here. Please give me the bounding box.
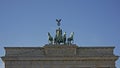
[48,32,53,44]
[67,32,74,44]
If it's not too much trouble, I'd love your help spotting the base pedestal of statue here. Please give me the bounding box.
[44,44,78,56]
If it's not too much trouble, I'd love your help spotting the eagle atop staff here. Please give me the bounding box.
[56,19,61,26]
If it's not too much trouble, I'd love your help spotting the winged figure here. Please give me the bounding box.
[56,19,61,26]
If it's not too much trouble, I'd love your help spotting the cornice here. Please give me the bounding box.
[1,56,118,61]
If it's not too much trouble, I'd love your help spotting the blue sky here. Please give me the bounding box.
[0,0,120,68]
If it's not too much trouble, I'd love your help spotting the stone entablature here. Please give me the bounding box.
[3,60,116,68]
[1,44,118,68]
[4,44,116,57]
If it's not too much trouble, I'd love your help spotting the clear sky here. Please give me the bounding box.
[0,0,120,68]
